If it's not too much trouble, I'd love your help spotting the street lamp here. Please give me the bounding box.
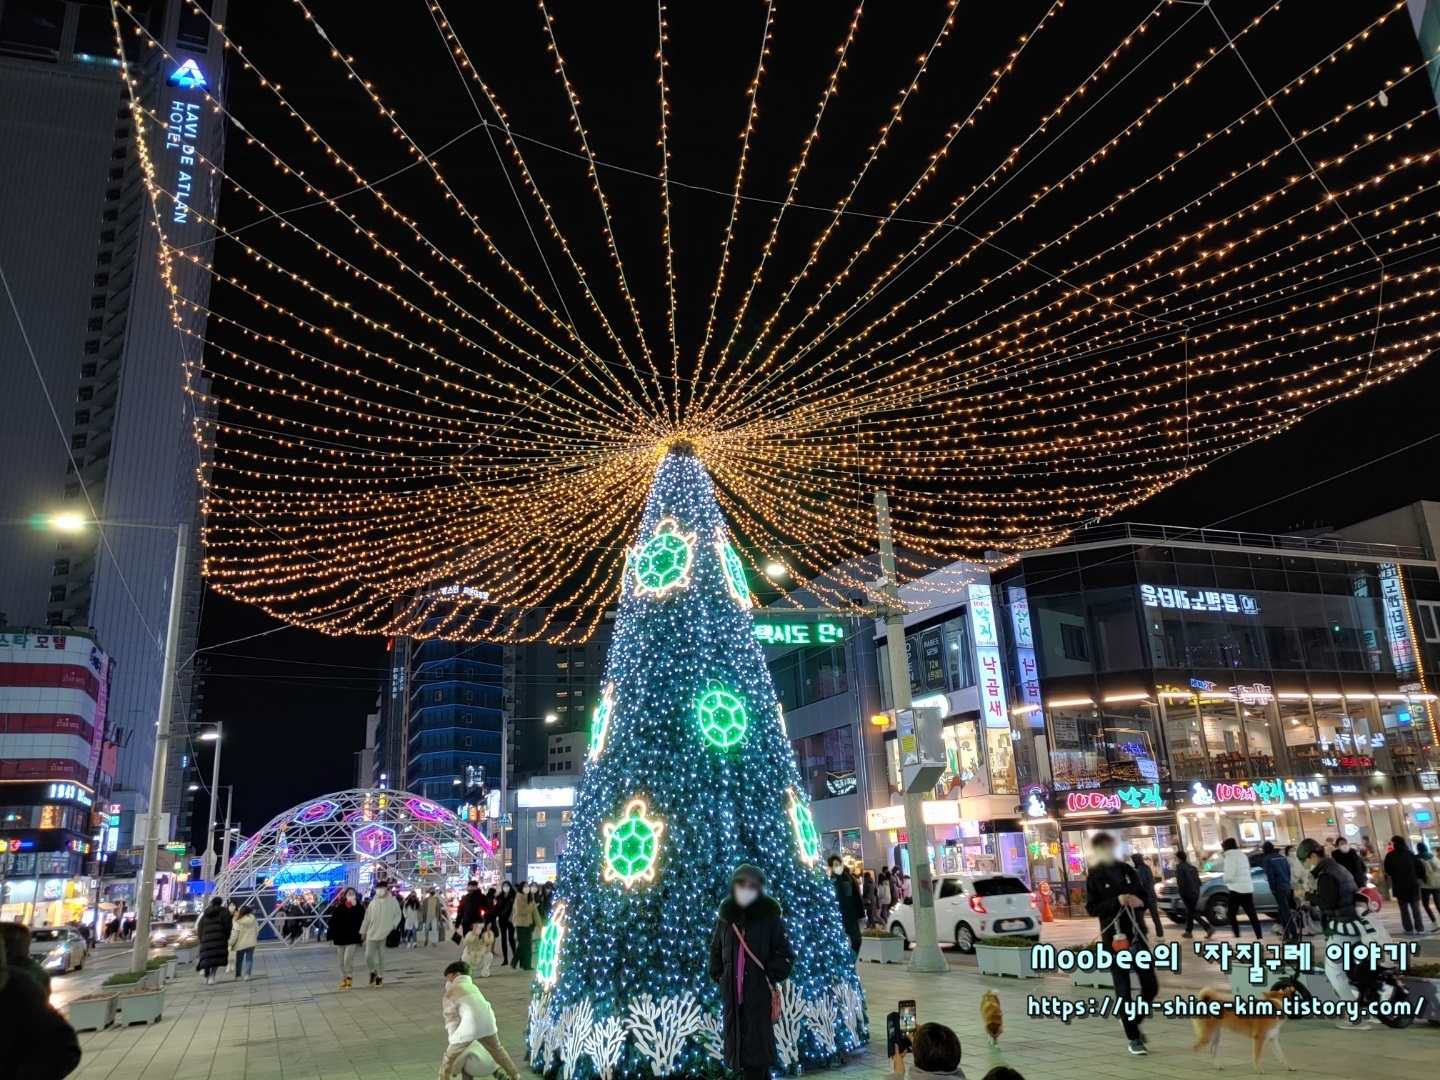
[47,515,189,975]
[198,724,223,888]
[545,714,558,724]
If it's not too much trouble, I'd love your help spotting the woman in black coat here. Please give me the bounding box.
[1383,835,1424,934]
[196,897,232,984]
[708,864,794,1080]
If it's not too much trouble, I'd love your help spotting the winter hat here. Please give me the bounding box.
[731,864,766,887]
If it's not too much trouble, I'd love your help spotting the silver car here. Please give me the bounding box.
[31,926,87,974]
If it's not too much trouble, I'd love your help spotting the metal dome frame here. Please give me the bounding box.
[212,787,498,943]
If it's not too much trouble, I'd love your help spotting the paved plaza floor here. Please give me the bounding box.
[55,919,1440,1080]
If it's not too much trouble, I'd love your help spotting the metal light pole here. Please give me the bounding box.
[200,724,223,886]
[129,522,188,974]
[218,791,235,886]
[873,491,947,974]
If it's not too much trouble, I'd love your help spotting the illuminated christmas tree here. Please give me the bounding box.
[527,449,867,1078]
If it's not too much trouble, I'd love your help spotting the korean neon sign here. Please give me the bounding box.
[1141,584,1260,615]
[1064,784,1164,813]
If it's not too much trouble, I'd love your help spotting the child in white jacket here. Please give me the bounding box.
[461,923,493,978]
[439,961,519,1080]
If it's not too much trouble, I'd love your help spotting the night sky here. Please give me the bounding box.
[183,1,1440,845]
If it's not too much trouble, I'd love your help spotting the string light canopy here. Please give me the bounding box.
[115,0,1440,641]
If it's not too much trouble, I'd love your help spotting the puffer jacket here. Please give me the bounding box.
[228,912,259,953]
[196,904,232,971]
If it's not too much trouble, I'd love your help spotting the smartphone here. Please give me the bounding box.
[899,999,917,1034]
[885,1012,911,1058]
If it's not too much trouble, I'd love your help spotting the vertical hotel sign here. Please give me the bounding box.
[165,59,207,226]
[1379,564,1418,678]
[967,584,1010,729]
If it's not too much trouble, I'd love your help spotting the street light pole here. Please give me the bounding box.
[873,491,947,974]
[201,724,223,887]
[130,522,188,974]
[218,789,234,884]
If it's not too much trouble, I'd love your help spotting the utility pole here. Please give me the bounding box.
[130,523,187,974]
[200,724,223,887]
[873,491,948,974]
[219,788,234,878]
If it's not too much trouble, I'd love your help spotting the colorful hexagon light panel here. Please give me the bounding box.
[352,822,397,860]
[405,797,450,824]
[292,799,339,826]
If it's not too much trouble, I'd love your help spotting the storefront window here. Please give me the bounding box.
[1278,697,1321,774]
[1046,702,1167,788]
[790,725,857,802]
[939,720,986,797]
[1161,698,1208,780]
[1382,699,1437,775]
[987,728,1018,794]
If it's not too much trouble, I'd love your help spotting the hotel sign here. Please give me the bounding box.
[1141,585,1260,616]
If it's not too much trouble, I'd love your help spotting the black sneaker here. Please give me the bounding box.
[368,971,376,985]
[1128,1040,1148,1056]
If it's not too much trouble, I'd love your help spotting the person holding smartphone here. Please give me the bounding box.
[888,1019,965,1079]
[1084,832,1156,1056]
[708,864,794,1080]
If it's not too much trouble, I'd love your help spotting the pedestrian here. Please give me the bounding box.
[1220,837,1262,940]
[1417,842,1440,931]
[827,854,863,952]
[1084,831,1155,1056]
[1259,841,1295,941]
[457,879,485,935]
[327,886,365,989]
[360,880,403,987]
[887,1021,965,1079]
[196,896,232,985]
[1173,849,1213,940]
[438,960,521,1080]
[422,885,447,947]
[228,904,260,981]
[861,870,878,928]
[1296,838,1376,1030]
[0,937,82,1080]
[1332,836,1367,889]
[462,921,493,978]
[510,881,539,970]
[0,923,50,995]
[876,868,894,924]
[495,881,517,967]
[1383,835,1425,934]
[225,900,239,974]
[404,892,422,948]
[1128,853,1165,938]
[892,864,909,901]
[708,864,795,1080]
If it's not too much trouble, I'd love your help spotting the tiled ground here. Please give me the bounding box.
[62,921,1440,1080]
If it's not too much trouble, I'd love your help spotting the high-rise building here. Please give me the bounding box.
[0,0,226,845]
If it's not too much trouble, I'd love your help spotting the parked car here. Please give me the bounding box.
[30,926,87,974]
[887,872,1041,953]
[149,918,198,949]
[1154,851,1285,926]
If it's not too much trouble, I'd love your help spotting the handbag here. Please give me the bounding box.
[452,929,463,945]
[732,925,782,1022]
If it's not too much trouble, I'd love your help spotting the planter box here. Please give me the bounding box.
[176,945,198,966]
[164,959,177,981]
[1069,965,1115,988]
[68,994,118,1032]
[858,935,906,964]
[141,969,164,990]
[975,944,1041,979]
[118,988,165,1026]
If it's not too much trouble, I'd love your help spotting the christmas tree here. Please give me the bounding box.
[526,450,868,1078]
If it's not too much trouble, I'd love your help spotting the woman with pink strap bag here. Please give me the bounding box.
[708,864,795,1080]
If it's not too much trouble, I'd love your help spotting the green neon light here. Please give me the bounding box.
[790,796,820,865]
[589,685,614,761]
[753,621,845,646]
[602,798,664,886]
[696,686,748,749]
[716,534,751,608]
[535,906,564,985]
[631,518,694,596]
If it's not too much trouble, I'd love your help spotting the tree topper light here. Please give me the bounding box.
[715,531,752,609]
[602,798,665,887]
[589,683,615,761]
[627,517,696,597]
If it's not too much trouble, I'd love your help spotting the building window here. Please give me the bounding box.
[433,690,442,702]
[1418,601,1440,644]
[461,736,472,749]
[789,726,857,802]
[1060,623,1089,661]
[49,585,67,603]
[70,433,87,450]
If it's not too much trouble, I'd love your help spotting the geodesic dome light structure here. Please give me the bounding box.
[212,788,498,938]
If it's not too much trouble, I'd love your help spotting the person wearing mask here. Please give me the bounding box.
[1259,841,1295,941]
[861,870,878,928]
[1084,832,1155,1056]
[1220,837,1262,940]
[228,904,260,981]
[708,864,794,1080]
[892,865,909,902]
[1285,845,1315,935]
[887,1021,965,1080]
[1417,842,1440,931]
[827,854,864,952]
[196,895,233,986]
[1332,836,1367,889]
[457,880,485,936]
[422,886,447,947]
[360,880,403,987]
[403,892,422,948]
[327,886,365,989]
[510,881,539,970]
[1296,838,1376,1030]
[438,960,521,1080]
[462,920,495,979]
[495,881,517,967]
[1128,854,1164,938]
[1173,849,1213,940]
[0,937,82,1080]
[1383,835,1425,934]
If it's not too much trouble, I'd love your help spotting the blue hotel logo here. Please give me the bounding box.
[168,58,207,90]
